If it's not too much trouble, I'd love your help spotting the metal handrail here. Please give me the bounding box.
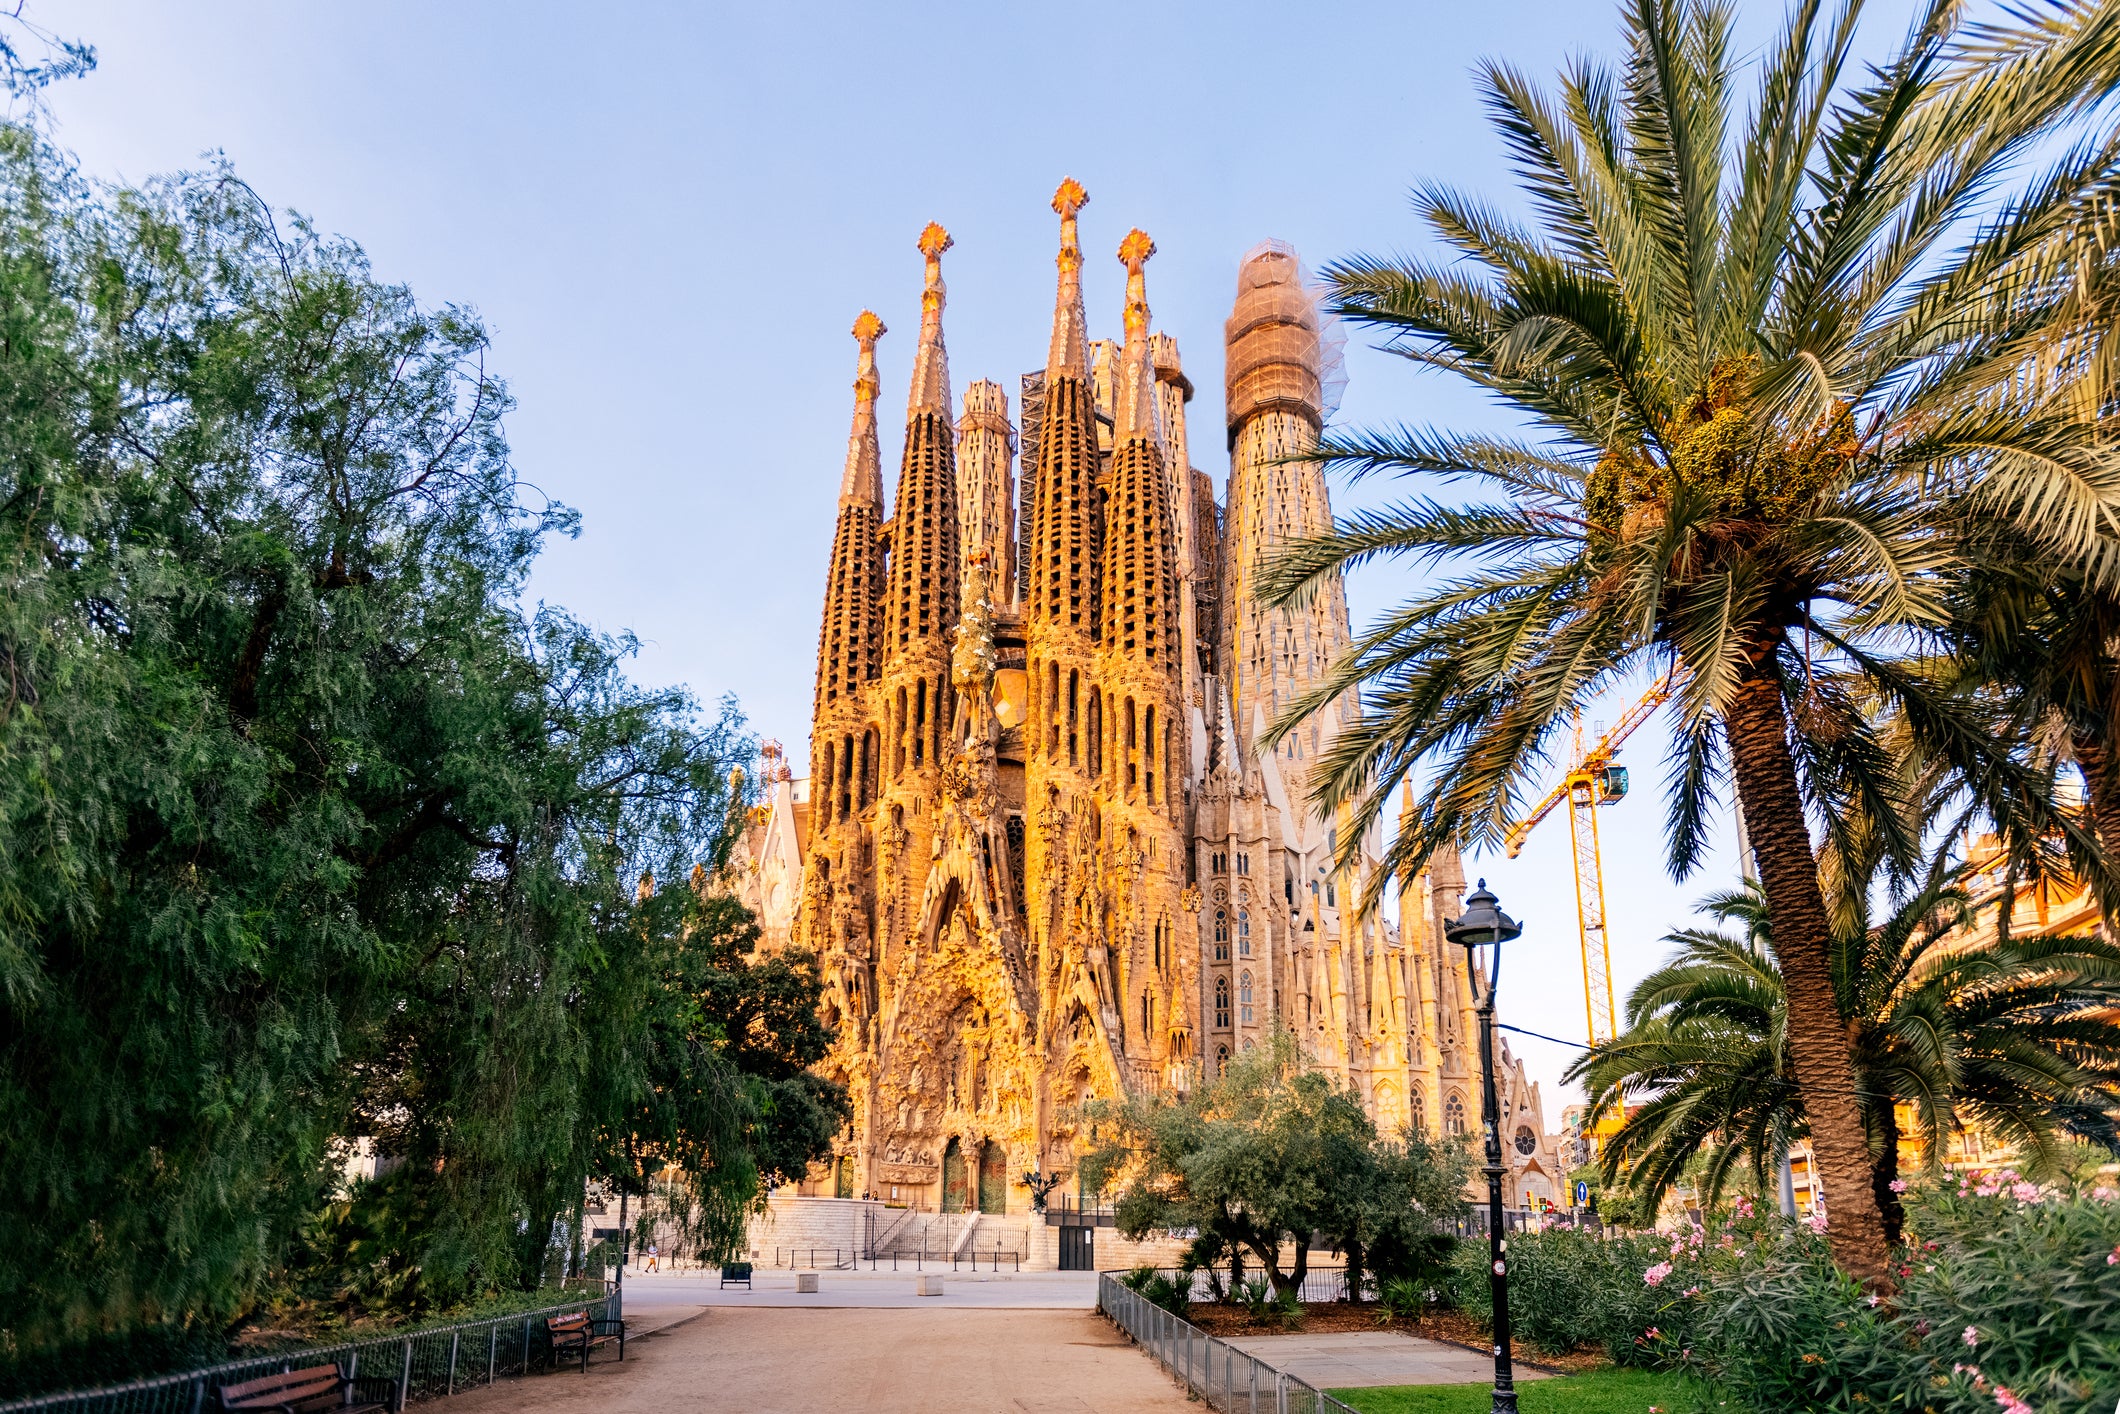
[1097,1272,1363,1414]
[0,1293,618,1414]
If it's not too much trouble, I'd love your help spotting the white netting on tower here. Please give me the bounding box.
[1227,239,1346,430]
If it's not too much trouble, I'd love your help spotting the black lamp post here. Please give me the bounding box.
[1445,878,1523,1414]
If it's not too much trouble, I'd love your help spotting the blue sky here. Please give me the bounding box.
[44,0,1926,1107]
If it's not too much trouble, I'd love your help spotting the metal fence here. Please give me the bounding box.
[1098,1273,1363,1414]
[0,1292,619,1414]
[1151,1266,1364,1305]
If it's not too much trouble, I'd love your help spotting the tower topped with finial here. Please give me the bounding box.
[1115,229,1161,443]
[909,223,954,417]
[1046,179,1092,378]
[840,310,887,505]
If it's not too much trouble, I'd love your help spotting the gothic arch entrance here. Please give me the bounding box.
[941,1137,969,1213]
[977,1140,1006,1214]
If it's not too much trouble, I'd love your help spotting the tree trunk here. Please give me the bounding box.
[2074,732,2120,926]
[1725,677,1894,1288]
[1870,1108,1904,1249]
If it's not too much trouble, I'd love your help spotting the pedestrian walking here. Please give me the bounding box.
[645,1243,659,1273]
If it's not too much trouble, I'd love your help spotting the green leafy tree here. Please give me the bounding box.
[1259,0,2120,1283]
[1572,870,2120,1244]
[0,122,822,1367]
[1081,1035,1467,1300]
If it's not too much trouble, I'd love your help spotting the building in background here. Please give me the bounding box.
[730,183,1564,1219]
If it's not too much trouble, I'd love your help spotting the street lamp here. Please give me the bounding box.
[1445,878,1524,1414]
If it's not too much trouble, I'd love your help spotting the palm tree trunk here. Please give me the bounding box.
[2073,732,2120,893]
[1870,1107,1904,1249]
[1726,677,1893,1287]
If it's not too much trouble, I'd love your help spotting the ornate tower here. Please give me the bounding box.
[957,380,1016,601]
[1098,229,1195,1087]
[875,222,964,959]
[805,312,888,1041]
[1221,241,1352,804]
[1023,179,1105,994]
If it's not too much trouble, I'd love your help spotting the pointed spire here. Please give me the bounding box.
[1046,178,1091,377]
[840,310,886,505]
[1114,228,1162,444]
[908,222,953,417]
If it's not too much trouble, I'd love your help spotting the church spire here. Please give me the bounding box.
[884,223,962,665]
[1026,182,1101,644]
[908,222,953,418]
[1046,177,1091,377]
[840,310,886,506]
[1113,228,1161,446]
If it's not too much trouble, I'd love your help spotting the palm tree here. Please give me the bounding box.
[1259,0,2120,1282]
[1569,870,2120,1244]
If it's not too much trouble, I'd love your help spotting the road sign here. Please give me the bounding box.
[1574,1180,1590,1207]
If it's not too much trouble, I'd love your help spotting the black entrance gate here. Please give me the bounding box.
[1058,1224,1095,1271]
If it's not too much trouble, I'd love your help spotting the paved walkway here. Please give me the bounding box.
[1219,1330,1550,1389]
[445,1306,1195,1414]
[615,1266,1102,1309]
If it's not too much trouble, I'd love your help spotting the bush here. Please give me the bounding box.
[1450,1227,1678,1362]
[1685,1176,2120,1414]
[1119,1265,1190,1319]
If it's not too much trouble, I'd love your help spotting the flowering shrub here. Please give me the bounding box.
[1450,1228,1681,1362]
[1684,1175,2120,1413]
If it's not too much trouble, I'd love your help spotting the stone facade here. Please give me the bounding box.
[731,183,1566,1218]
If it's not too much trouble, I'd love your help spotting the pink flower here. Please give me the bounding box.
[2093,1185,2117,1201]
[2107,1246,2119,1267]
[1963,1325,1981,1348]
[1805,1209,1830,1234]
[1888,1178,1908,1193]
[1643,1262,1673,1287]
[1992,1386,2033,1414]
[1682,1286,1701,1297]
[2010,1182,2041,1203]
[1866,1293,1880,1307]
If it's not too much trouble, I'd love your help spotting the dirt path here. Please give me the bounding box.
[443,1305,1194,1414]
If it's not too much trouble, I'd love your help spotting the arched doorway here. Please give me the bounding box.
[941,1138,969,1213]
[977,1140,1006,1214]
[835,1154,854,1199]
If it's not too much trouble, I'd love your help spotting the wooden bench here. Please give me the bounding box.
[719,1261,753,1289]
[545,1310,624,1372]
[217,1363,396,1413]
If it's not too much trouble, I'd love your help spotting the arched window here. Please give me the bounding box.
[1215,1044,1229,1076]
[1236,853,1250,876]
[1326,880,1337,907]
[1214,976,1230,1029]
[1237,909,1252,957]
[1445,1093,1469,1137]
[1142,991,1153,1033]
[1409,1086,1426,1135]
[1213,910,1229,961]
[1239,971,1254,1025]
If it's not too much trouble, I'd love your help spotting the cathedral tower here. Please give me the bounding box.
[957,380,1015,600]
[1221,241,1353,804]
[806,312,888,1043]
[1024,179,1105,997]
[1098,230,1195,1087]
[876,223,964,955]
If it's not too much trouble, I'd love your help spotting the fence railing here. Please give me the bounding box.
[1098,1273,1362,1414]
[1155,1265,1362,1305]
[0,1292,619,1414]
[764,1246,1023,1272]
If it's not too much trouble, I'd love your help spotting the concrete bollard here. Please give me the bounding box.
[795,1271,820,1293]
[914,1273,944,1296]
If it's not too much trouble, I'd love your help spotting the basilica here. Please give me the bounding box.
[733,181,1564,1218]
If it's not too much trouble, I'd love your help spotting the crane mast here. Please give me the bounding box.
[1502,666,1685,1045]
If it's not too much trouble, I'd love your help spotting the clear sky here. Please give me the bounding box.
[44,0,1925,1111]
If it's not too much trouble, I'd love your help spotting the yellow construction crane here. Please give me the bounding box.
[1502,668,1685,1045]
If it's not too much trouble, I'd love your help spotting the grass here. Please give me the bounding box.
[1331,1367,1695,1414]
